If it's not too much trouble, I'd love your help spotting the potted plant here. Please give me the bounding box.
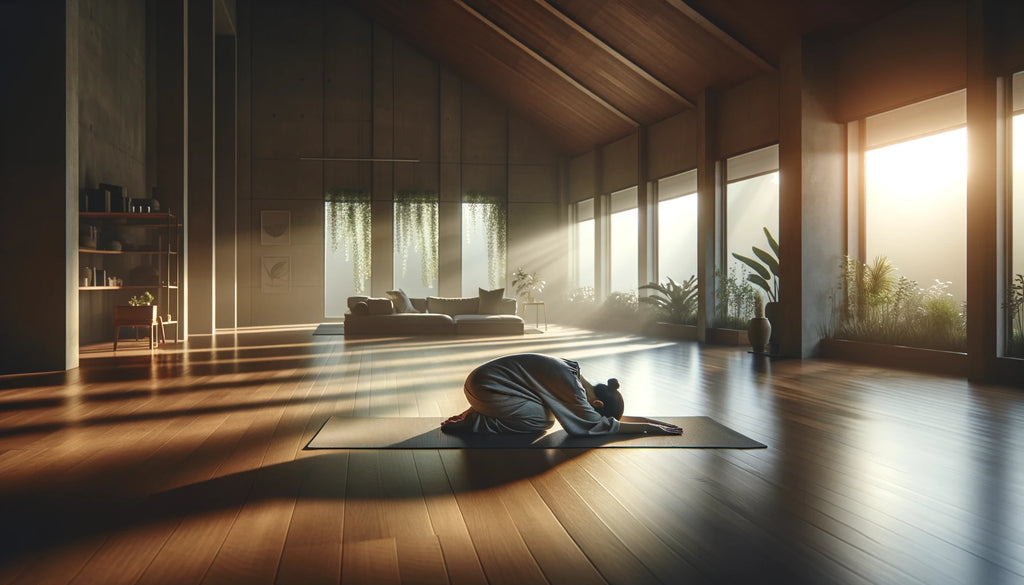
[732,227,780,353]
[116,291,157,320]
[511,266,546,303]
[639,276,698,339]
[114,291,158,349]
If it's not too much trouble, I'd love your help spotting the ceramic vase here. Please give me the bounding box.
[747,317,772,354]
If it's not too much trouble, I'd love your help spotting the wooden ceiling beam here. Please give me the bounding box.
[451,0,640,128]
[662,0,775,72]
[536,0,693,109]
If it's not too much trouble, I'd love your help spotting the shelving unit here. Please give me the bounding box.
[79,212,181,344]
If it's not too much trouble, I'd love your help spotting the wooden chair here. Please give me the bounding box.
[113,305,165,350]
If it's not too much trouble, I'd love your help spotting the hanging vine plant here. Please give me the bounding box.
[463,191,507,289]
[394,191,439,288]
[325,189,372,294]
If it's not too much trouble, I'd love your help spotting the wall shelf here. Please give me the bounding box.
[78,211,181,344]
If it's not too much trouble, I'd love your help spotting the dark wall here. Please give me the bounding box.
[237,0,563,325]
[0,0,75,373]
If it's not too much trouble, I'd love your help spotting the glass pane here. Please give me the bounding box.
[575,216,594,290]
[324,193,371,317]
[609,187,638,294]
[725,170,779,324]
[1008,76,1024,357]
[462,199,506,295]
[841,127,967,351]
[394,194,438,297]
[657,170,697,285]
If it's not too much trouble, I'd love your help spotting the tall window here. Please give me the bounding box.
[572,198,595,294]
[656,169,698,285]
[324,190,371,317]
[1008,73,1024,358]
[838,90,967,352]
[394,192,438,297]
[462,192,507,295]
[609,186,638,294]
[723,145,779,325]
[864,92,967,305]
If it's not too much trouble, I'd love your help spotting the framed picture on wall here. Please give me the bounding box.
[261,210,291,246]
[261,256,291,294]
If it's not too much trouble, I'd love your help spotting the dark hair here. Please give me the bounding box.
[593,378,624,419]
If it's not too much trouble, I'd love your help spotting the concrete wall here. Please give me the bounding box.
[237,0,562,325]
[77,0,150,345]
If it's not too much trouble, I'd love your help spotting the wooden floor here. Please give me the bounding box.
[0,325,1022,585]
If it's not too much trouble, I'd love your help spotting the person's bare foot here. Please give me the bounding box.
[441,409,473,434]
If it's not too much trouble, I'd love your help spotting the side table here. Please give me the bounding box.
[522,301,547,331]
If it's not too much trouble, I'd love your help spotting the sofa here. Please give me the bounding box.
[343,289,524,337]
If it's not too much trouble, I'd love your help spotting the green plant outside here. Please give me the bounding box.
[639,275,697,325]
[829,256,967,352]
[1005,273,1024,358]
[325,190,372,294]
[463,191,507,289]
[716,266,759,329]
[394,191,439,288]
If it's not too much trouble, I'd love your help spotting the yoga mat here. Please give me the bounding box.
[313,323,345,335]
[306,416,766,450]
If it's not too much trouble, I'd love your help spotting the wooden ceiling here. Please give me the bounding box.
[351,0,911,155]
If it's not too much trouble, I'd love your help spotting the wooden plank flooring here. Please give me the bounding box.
[0,325,1022,585]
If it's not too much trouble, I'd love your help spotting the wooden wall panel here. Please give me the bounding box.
[601,133,637,193]
[250,0,323,160]
[394,39,439,163]
[509,166,558,204]
[461,83,507,166]
[647,109,697,180]
[324,1,372,159]
[717,72,780,159]
[568,151,597,202]
[836,0,967,121]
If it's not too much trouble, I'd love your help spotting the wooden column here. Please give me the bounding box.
[965,0,1000,380]
[154,0,188,336]
[215,34,237,329]
[187,0,216,335]
[636,126,653,289]
[438,67,462,296]
[695,88,719,343]
[370,23,395,295]
[778,38,846,358]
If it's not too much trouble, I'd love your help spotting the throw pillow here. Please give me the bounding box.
[387,289,419,313]
[351,301,369,315]
[478,288,505,314]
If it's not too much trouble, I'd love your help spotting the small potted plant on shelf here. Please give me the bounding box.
[116,291,157,321]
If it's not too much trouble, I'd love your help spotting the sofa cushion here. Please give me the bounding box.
[497,298,517,315]
[427,296,480,317]
[386,289,419,313]
[347,296,369,311]
[351,301,369,315]
[477,288,505,314]
[366,297,394,315]
[454,314,525,335]
[344,312,455,336]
